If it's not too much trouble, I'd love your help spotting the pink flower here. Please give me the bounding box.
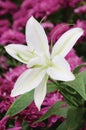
[0,95,14,113]
[42,22,54,29]
[48,115,61,127]
[4,65,26,82]
[13,17,28,31]
[0,66,26,113]
[0,77,13,96]
[21,0,62,16]
[0,0,17,16]
[74,20,86,41]
[0,19,9,36]
[43,91,63,106]
[7,118,22,130]
[67,0,83,7]
[7,127,22,130]
[0,30,25,45]
[0,56,8,69]
[74,5,86,14]
[13,0,66,30]
[66,49,83,71]
[0,77,14,113]
[48,23,69,43]
[0,116,22,130]
[0,116,9,130]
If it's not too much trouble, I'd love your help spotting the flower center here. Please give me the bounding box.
[45,56,53,68]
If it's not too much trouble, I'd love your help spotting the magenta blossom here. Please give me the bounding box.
[7,127,22,130]
[74,20,86,41]
[66,49,83,71]
[4,65,26,82]
[21,0,63,17]
[13,0,66,30]
[0,30,25,45]
[48,23,69,43]
[74,5,86,14]
[0,0,17,16]
[0,66,26,113]
[0,116,9,130]
[0,56,8,69]
[7,127,21,130]
[0,19,10,36]
[67,0,83,7]
[0,77,14,113]
[13,17,28,31]
[42,22,54,29]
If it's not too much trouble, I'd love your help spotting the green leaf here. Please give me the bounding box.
[56,122,67,130]
[60,89,81,107]
[22,121,33,130]
[54,107,68,117]
[63,74,86,100]
[6,90,34,116]
[37,101,68,122]
[6,81,58,117]
[67,107,85,130]
[79,70,86,84]
[47,82,58,93]
[73,64,86,74]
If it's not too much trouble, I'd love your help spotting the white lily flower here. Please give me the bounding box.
[5,16,83,110]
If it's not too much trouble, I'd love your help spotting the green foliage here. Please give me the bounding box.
[36,66,86,130]
[37,101,68,122]
[56,122,67,130]
[6,82,58,117]
[62,74,86,100]
[57,107,86,130]
[79,70,86,84]
[73,64,86,74]
[66,107,85,130]
[47,82,58,93]
[6,90,34,116]
[22,121,33,130]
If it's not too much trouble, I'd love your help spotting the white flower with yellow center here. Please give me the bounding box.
[5,16,83,110]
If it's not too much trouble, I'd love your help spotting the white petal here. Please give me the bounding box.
[47,56,75,81]
[52,28,84,58]
[26,16,50,57]
[27,57,41,68]
[34,74,48,110]
[11,68,46,97]
[27,54,47,68]
[5,44,32,64]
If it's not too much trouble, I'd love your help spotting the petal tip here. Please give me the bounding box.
[29,16,35,20]
[10,89,19,97]
[10,91,15,97]
[67,73,75,81]
[36,104,41,111]
[4,44,12,54]
[38,106,41,111]
[27,16,36,25]
[4,45,9,51]
[74,27,84,35]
